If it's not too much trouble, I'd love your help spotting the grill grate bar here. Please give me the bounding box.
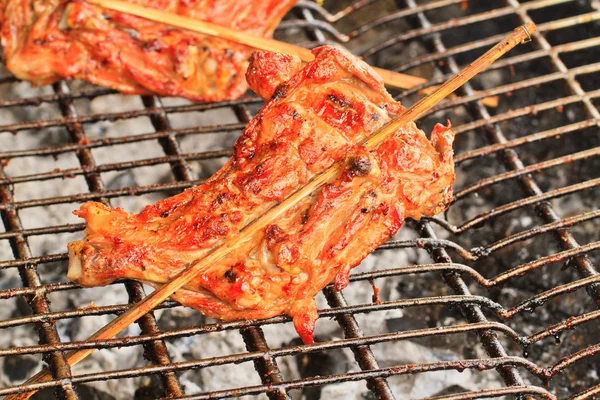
[361,0,598,58]
[349,0,465,37]
[52,81,184,397]
[505,0,600,301]
[502,273,600,318]
[527,308,600,345]
[398,36,600,102]
[5,251,600,329]
[0,180,200,210]
[3,228,599,324]
[0,320,522,359]
[547,343,600,377]
[435,90,600,135]
[452,178,600,232]
[0,355,553,399]
[0,87,116,109]
[361,4,515,57]
[455,119,600,163]
[404,0,529,389]
[0,223,86,241]
[454,209,600,257]
[240,327,290,400]
[356,0,576,39]
[2,85,597,188]
[424,386,557,400]
[233,104,291,400]
[414,0,600,391]
[454,146,600,199]
[0,123,244,159]
[0,97,261,134]
[142,96,194,182]
[571,384,600,400]
[324,287,396,399]
[0,294,504,337]
[428,62,600,115]
[0,301,177,330]
[417,222,528,387]
[299,10,397,398]
[0,253,68,269]
[1,202,598,272]
[0,237,468,270]
[0,166,77,400]
[0,300,597,390]
[396,33,600,75]
[0,151,232,186]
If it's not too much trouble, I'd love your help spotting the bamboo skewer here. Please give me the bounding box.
[7,21,535,400]
[86,0,498,107]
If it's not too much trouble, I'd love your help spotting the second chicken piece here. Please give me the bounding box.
[0,0,297,101]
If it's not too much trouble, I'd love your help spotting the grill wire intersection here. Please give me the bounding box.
[1,0,600,398]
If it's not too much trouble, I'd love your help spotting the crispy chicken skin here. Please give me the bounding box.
[67,46,455,343]
[0,0,296,101]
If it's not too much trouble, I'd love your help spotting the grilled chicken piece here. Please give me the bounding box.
[0,0,296,101]
[68,46,455,343]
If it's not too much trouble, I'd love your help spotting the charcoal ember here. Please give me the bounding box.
[385,315,428,333]
[156,307,207,331]
[11,296,33,318]
[134,375,164,400]
[293,338,350,378]
[31,385,116,400]
[3,355,40,381]
[289,335,351,400]
[75,385,117,400]
[430,384,471,396]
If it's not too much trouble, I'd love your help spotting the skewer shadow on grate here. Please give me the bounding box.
[1,0,599,399]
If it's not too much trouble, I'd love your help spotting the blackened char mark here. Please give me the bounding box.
[143,39,163,52]
[212,193,229,209]
[348,156,372,176]
[224,267,238,283]
[326,93,350,108]
[272,84,289,100]
[265,224,287,249]
[301,210,310,224]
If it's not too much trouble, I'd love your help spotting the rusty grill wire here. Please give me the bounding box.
[0,0,599,398]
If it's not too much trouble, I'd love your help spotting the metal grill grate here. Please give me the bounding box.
[1,0,599,398]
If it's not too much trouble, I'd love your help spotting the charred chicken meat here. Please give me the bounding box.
[67,46,455,343]
[0,0,296,101]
